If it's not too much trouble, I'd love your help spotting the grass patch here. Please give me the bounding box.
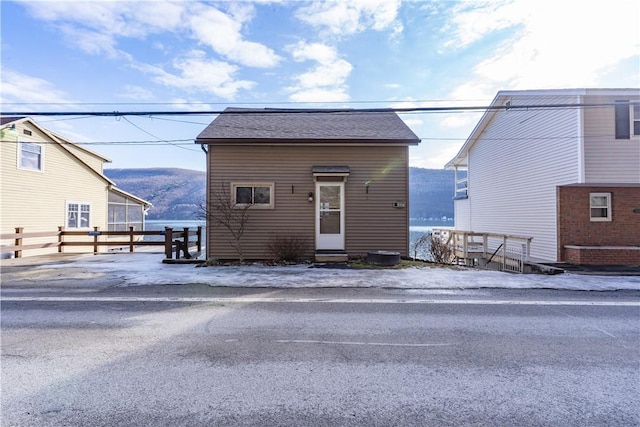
[347,258,453,270]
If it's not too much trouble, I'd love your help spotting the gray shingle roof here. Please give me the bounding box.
[1,117,25,126]
[196,108,420,144]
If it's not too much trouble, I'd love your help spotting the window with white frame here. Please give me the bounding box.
[589,193,611,222]
[19,142,43,171]
[614,101,640,139]
[67,202,91,228]
[232,183,274,208]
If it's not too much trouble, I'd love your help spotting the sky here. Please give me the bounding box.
[1,0,639,172]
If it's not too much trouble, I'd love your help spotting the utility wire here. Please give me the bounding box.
[119,116,200,152]
[1,101,634,117]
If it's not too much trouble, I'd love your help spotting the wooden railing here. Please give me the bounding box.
[0,226,202,260]
[433,229,532,273]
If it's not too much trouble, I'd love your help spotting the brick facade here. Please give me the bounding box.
[557,185,640,265]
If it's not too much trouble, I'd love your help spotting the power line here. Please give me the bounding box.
[0,98,494,106]
[0,101,633,117]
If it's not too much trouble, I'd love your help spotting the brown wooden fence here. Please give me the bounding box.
[0,226,202,260]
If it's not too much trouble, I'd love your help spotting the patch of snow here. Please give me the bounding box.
[37,253,640,292]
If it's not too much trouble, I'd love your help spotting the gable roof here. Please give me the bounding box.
[444,88,640,169]
[196,108,420,145]
[1,116,151,207]
[1,116,112,163]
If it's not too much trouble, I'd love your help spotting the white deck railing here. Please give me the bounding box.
[433,229,533,273]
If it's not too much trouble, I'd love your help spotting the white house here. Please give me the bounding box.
[445,89,640,265]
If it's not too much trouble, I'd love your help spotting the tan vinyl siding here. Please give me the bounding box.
[206,145,410,260]
[467,94,581,261]
[64,144,107,173]
[1,126,109,256]
[583,94,640,183]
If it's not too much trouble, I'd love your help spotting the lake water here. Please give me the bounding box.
[146,218,453,260]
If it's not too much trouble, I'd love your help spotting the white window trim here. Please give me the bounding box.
[231,182,275,209]
[17,141,44,172]
[589,192,611,222]
[66,201,92,229]
[632,102,640,138]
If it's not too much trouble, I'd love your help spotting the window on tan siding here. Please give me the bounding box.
[232,183,274,209]
[589,193,611,222]
[67,202,91,229]
[19,142,43,171]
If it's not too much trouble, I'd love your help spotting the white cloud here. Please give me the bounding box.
[0,69,76,109]
[119,85,155,101]
[295,0,402,36]
[286,41,353,102]
[441,0,523,50]
[19,1,280,68]
[19,1,184,58]
[444,0,640,98]
[188,3,281,68]
[168,98,215,112]
[134,51,255,100]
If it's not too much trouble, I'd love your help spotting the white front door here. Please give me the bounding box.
[315,182,345,250]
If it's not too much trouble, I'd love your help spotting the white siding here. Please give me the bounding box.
[583,94,640,183]
[467,95,581,261]
[454,197,471,231]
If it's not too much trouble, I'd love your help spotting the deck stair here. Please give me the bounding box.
[433,229,534,273]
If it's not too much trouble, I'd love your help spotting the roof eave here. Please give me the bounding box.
[196,138,420,146]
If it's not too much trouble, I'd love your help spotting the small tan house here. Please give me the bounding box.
[1,117,151,256]
[196,108,420,261]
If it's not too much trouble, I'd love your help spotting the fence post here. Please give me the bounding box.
[58,226,64,253]
[183,227,190,259]
[164,227,173,259]
[502,235,507,271]
[14,227,23,258]
[93,226,99,254]
[197,226,202,253]
[129,226,135,253]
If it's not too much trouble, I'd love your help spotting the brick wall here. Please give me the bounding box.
[557,185,640,265]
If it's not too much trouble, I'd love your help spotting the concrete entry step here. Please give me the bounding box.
[315,251,348,263]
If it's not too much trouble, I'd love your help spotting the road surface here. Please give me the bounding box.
[2,285,639,426]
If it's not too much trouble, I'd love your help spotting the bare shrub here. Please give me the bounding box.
[413,232,455,264]
[266,234,309,263]
[429,234,455,264]
[412,234,432,260]
[198,182,252,262]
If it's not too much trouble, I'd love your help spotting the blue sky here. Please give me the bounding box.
[2,0,639,172]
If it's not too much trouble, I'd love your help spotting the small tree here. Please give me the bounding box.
[428,233,455,264]
[413,232,454,264]
[198,182,251,262]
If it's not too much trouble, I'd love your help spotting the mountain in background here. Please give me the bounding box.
[105,168,206,220]
[409,167,455,219]
[105,167,454,221]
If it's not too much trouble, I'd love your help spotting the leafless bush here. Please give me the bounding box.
[198,182,252,262]
[413,232,455,264]
[412,234,432,260]
[429,234,455,264]
[266,234,309,263]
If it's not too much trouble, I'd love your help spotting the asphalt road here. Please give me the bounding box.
[1,285,639,426]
